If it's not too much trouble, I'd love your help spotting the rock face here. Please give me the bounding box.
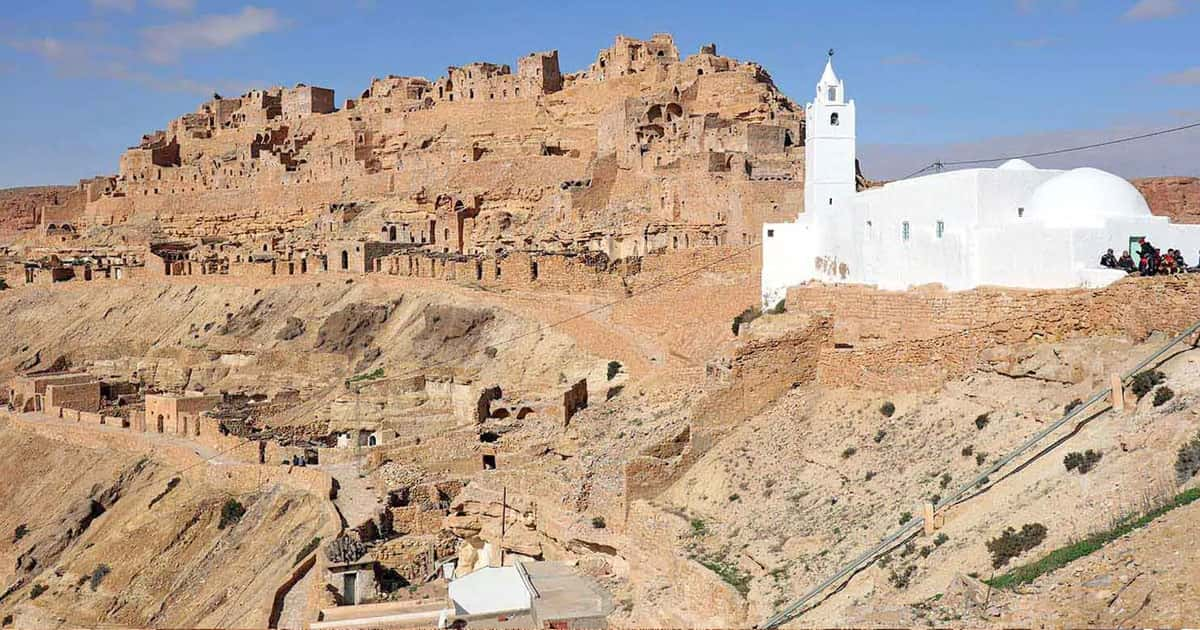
[1134,176,1200,223]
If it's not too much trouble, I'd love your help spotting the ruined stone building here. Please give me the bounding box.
[40,34,805,276]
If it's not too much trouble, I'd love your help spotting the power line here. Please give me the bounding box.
[900,119,1200,180]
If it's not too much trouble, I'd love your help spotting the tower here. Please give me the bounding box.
[804,50,856,215]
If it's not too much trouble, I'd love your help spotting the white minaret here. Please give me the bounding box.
[804,49,856,215]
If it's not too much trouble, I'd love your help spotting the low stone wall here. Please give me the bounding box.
[788,275,1200,392]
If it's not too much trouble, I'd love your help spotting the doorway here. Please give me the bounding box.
[342,572,357,605]
[1129,236,1146,260]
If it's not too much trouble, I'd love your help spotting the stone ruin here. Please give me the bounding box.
[6,33,808,293]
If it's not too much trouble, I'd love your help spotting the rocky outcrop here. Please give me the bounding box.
[1134,176,1200,223]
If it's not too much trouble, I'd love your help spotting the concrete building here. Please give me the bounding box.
[761,54,1200,306]
[310,561,612,630]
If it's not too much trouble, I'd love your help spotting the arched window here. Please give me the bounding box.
[340,250,349,270]
[830,112,839,126]
[827,86,837,101]
[902,221,911,242]
[936,220,945,238]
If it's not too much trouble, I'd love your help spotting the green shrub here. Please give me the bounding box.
[880,402,896,417]
[731,306,762,335]
[1153,386,1175,407]
[698,554,751,595]
[591,516,606,529]
[933,533,949,546]
[987,487,1200,589]
[974,413,990,430]
[1064,398,1083,414]
[12,524,27,543]
[865,471,876,481]
[218,498,246,530]
[29,584,46,600]
[0,278,7,291]
[690,518,707,536]
[294,536,322,565]
[898,511,913,525]
[768,299,786,315]
[1176,431,1200,484]
[89,564,110,591]
[606,361,621,381]
[940,473,952,489]
[841,446,857,459]
[728,493,741,502]
[873,429,886,443]
[889,564,917,589]
[1131,369,1165,399]
[1063,450,1102,474]
[975,452,987,466]
[986,523,1048,568]
[346,367,385,387]
[961,445,974,457]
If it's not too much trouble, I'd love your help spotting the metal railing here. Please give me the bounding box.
[760,319,1200,628]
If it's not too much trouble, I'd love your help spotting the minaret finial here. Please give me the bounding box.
[828,48,835,58]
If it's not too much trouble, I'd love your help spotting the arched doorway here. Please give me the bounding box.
[340,250,349,270]
[156,414,164,433]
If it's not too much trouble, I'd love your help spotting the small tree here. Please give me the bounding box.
[974,413,990,430]
[1064,449,1102,474]
[591,516,606,529]
[880,402,896,417]
[1175,430,1200,484]
[606,361,621,381]
[89,564,111,591]
[1131,369,1165,399]
[218,498,246,530]
[986,523,1047,568]
[1153,386,1175,407]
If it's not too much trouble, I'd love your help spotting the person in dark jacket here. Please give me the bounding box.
[1117,251,1135,272]
[1100,249,1117,268]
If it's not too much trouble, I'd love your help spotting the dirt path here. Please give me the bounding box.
[320,461,384,528]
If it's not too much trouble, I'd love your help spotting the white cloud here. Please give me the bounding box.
[1012,37,1057,48]
[91,0,136,11]
[141,5,282,64]
[1123,0,1191,20]
[881,53,926,66]
[6,35,250,95]
[150,0,196,11]
[859,117,1200,181]
[1156,67,1200,86]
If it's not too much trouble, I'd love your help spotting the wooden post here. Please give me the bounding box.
[1110,373,1125,412]
[922,502,936,536]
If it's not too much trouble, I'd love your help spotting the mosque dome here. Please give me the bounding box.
[997,158,1036,171]
[1026,167,1151,229]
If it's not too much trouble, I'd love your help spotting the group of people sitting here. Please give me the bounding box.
[1100,240,1195,276]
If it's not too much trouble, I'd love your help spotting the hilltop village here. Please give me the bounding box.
[2,32,1200,630]
[1,33,811,292]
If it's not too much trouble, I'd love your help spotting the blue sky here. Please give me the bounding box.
[0,0,1197,187]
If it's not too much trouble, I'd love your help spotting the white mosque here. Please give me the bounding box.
[760,54,1200,307]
